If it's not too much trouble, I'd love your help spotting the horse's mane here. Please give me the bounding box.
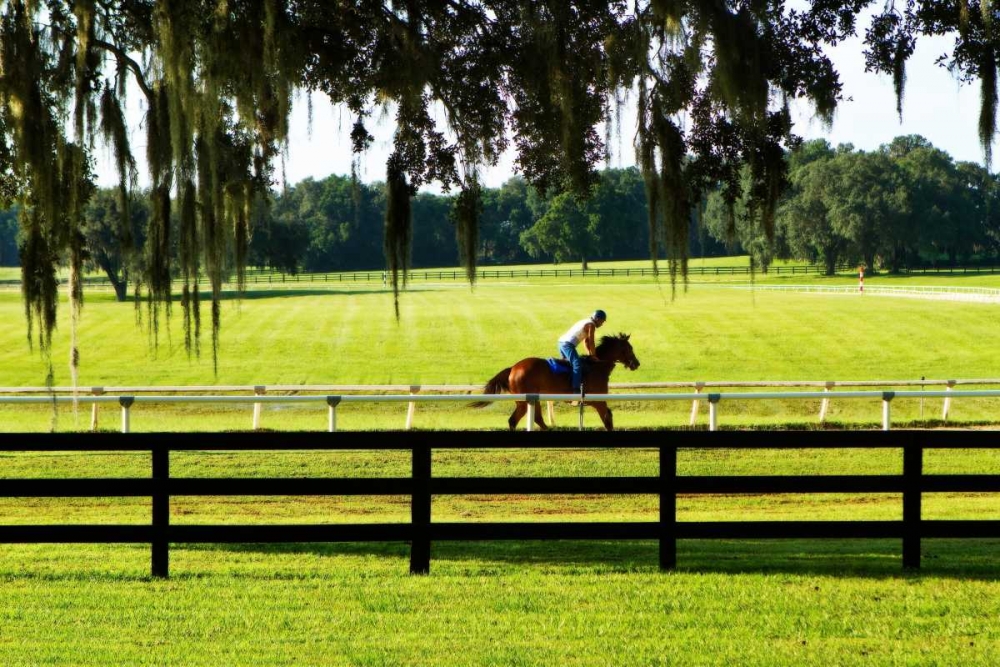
[596,333,631,355]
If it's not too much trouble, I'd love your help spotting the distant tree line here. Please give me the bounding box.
[702,136,1000,273]
[3,136,1000,294]
[0,167,726,290]
[248,166,725,274]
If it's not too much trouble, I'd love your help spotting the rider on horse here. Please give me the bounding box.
[557,309,607,393]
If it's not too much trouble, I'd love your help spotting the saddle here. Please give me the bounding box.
[546,357,592,375]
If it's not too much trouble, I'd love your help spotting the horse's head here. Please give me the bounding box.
[597,333,640,371]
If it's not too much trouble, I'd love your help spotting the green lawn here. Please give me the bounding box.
[2,270,1000,665]
[3,276,1000,431]
[0,445,999,665]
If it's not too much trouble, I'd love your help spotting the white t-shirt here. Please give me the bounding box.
[559,317,595,346]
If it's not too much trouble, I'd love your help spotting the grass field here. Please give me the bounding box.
[2,266,999,665]
[0,445,999,665]
[3,269,1000,431]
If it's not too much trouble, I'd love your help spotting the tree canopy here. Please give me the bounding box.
[2,0,999,377]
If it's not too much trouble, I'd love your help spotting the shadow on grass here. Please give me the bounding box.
[175,538,1000,580]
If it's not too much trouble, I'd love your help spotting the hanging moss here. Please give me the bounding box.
[980,48,997,169]
[384,156,413,318]
[179,178,198,356]
[451,176,482,285]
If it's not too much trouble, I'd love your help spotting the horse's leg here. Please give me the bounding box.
[590,401,614,431]
[532,400,548,430]
[508,401,528,431]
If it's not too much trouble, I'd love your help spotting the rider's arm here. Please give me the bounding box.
[584,323,598,358]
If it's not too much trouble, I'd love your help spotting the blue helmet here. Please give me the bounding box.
[593,309,607,321]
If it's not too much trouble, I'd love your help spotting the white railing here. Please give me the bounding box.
[2,379,998,430]
[719,284,1000,302]
[3,389,1000,433]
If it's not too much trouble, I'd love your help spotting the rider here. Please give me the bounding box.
[557,310,607,393]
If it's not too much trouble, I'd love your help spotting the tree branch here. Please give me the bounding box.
[90,38,155,102]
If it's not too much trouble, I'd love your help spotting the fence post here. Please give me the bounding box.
[253,385,266,430]
[410,444,431,574]
[90,387,104,432]
[689,382,705,426]
[708,394,720,431]
[659,445,677,570]
[882,392,894,431]
[919,376,925,419]
[326,396,341,432]
[525,394,539,431]
[120,396,134,433]
[818,382,834,423]
[406,385,420,430]
[902,438,922,569]
[942,380,956,420]
[152,444,169,578]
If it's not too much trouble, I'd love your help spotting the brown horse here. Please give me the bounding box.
[470,333,640,430]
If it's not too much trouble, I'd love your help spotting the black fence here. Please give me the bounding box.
[7,264,1000,290]
[1,430,999,578]
[0,263,855,289]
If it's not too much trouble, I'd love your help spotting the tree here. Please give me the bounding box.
[0,204,17,267]
[479,177,534,265]
[249,196,309,275]
[80,189,149,302]
[587,168,650,260]
[520,192,599,268]
[778,155,845,275]
[701,168,779,272]
[5,0,1000,375]
[955,161,1000,261]
[823,150,910,272]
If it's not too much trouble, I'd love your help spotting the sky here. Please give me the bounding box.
[94,24,987,192]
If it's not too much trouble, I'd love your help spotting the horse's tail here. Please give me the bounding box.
[468,367,512,408]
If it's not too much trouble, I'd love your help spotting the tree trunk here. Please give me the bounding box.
[581,256,588,270]
[823,247,838,276]
[111,276,128,302]
[97,258,128,302]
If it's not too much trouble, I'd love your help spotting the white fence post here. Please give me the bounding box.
[327,396,341,432]
[819,381,834,423]
[526,395,537,432]
[253,385,266,430]
[406,385,420,430]
[689,382,705,426]
[882,391,893,431]
[942,380,956,421]
[90,387,104,431]
[708,394,719,432]
[119,396,134,434]
[547,401,556,426]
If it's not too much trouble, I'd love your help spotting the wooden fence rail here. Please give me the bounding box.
[1,429,999,577]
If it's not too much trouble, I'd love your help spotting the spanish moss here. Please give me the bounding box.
[980,48,997,169]
[384,156,413,319]
[451,176,482,285]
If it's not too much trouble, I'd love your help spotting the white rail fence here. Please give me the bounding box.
[3,384,1000,433]
[720,284,1000,303]
[2,379,999,430]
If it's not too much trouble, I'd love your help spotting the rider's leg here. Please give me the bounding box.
[558,342,581,392]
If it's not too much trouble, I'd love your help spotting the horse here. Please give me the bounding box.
[470,333,640,431]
